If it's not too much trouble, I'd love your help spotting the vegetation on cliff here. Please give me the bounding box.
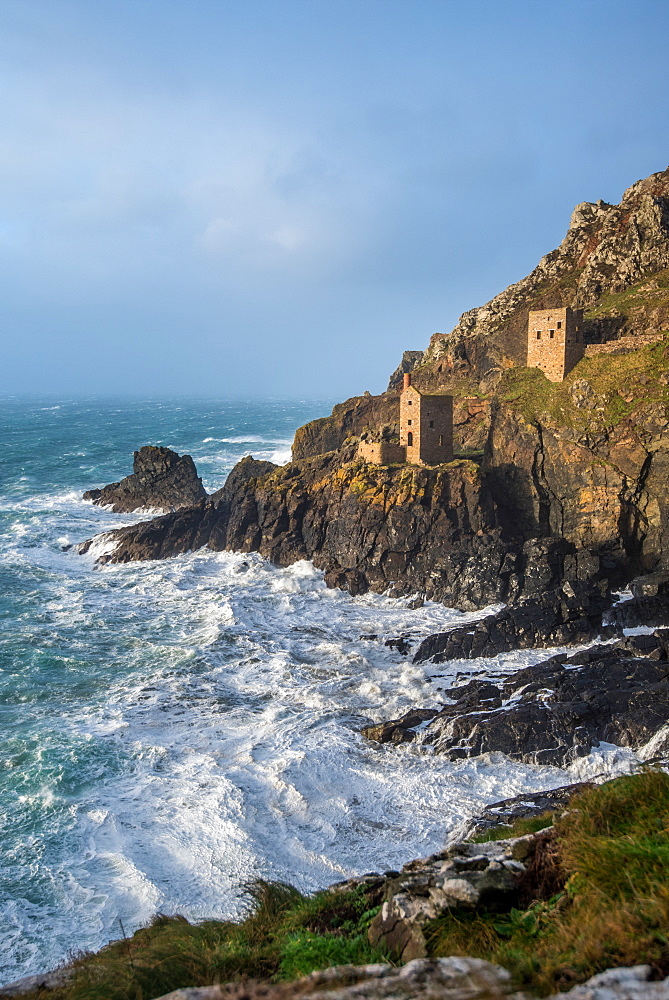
[22,771,669,1000]
[497,333,669,429]
[426,770,669,994]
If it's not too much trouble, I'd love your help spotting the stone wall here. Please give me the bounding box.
[400,386,453,465]
[357,440,406,464]
[417,394,453,465]
[585,333,664,356]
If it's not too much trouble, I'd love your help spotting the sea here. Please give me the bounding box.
[0,396,641,984]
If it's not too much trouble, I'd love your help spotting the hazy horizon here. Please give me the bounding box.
[1,0,668,399]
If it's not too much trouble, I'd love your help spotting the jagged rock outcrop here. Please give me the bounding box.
[83,446,206,513]
[80,453,600,610]
[387,350,424,391]
[412,583,611,664]
[79,339,669,609]
[209,455,279,502]
[363,631,669,764]
[291,394,398,461]
[365,830,544,962]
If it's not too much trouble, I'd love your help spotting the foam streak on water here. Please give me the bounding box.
[0,398,639,982]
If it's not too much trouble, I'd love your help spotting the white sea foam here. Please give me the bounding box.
[270,447,292,464]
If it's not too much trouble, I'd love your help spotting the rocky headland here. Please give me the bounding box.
[78,168,669,617]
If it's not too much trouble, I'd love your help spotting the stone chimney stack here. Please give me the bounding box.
[403,373,412,389]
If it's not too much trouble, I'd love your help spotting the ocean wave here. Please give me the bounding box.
[202,436,293,445]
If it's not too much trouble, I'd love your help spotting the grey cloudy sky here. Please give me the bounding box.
[1,0,668,398]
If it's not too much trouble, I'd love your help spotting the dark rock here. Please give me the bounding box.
[83,445,206,513]
[362,709,439,745]
[413,583,612,663]
[209,456,278,504]
[407,596,425,609]
[366,632,669,765]
[608,594,669,628]
[466,781,596,838]
[384,636,412,655]
[78,450,602,611]
[386,350,424,391]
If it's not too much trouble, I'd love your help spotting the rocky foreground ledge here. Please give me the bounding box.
[150,962,669,1000]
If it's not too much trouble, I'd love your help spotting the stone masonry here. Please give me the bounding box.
[527,307,585,381]
[357,374,454,467]
[399,375,454,465]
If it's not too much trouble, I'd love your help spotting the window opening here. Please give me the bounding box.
[407,432,413,447]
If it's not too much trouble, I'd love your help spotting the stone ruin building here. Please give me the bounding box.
[527,306,585,381]
[358,374,454,466]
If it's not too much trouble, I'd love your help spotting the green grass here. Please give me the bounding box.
[36,882,385,1000]
[425,770,669,994]
[471,812,555,843]
[497,334,669,430]
[585,266,669,320]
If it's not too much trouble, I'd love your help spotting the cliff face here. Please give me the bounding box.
[486,342,669,583]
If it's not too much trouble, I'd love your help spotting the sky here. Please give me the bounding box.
[1,0,668,399]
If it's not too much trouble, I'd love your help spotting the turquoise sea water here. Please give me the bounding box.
[0,397,627,984]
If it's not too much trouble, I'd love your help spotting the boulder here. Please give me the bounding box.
[366,832,542,962]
